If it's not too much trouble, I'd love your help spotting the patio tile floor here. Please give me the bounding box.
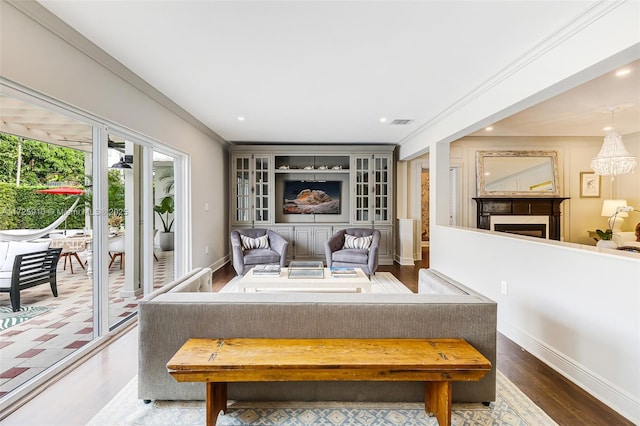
[0,249,173,398]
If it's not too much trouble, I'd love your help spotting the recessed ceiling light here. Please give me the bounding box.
[616,68,631,77]
[603,126,612,131]
[379,117,387,123]
[237,116,245,121]
[485,126,493,131]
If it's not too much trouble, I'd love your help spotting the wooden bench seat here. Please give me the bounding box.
[167,337,492,426]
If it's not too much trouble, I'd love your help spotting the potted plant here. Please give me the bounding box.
[154,195,174,251]
[595,228,616,249]
[107,214,123,234]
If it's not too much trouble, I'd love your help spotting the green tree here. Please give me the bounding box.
[0,132,126,231]
[0,133,85,185]
[0,133,20,183]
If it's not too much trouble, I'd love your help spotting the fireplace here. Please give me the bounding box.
[473,197,568,240]
[490,215,549,239]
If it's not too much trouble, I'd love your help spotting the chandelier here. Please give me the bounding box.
[591,109,637,176]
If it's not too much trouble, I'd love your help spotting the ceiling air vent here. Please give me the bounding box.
[389,119,414,125]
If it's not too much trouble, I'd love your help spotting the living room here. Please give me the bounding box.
[1,1,639,424]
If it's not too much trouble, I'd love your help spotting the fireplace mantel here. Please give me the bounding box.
[473,197,569,240]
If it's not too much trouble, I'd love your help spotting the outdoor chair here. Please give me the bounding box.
[108,236,125,269]
[325,228,380,277]
[0,248,62,312]
[230,229,288,276]
[53,237,86,274]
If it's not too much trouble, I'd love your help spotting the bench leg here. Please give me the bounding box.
[206,382,227,426]
[424,381,452,426]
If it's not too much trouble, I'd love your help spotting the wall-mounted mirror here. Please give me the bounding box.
[476,150,560,196]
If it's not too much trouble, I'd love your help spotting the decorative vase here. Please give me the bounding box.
[596,239,617,249]
[159,231,174,251]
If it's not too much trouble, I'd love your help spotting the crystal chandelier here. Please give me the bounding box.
[591,109,637,176]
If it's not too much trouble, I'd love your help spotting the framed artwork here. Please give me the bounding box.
[580,172,600,198]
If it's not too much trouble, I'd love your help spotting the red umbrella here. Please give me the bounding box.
[36,186,84,195]
[36,186,85,234]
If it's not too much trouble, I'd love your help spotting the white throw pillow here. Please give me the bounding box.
[1,241,51,271]
[240,234,270,250]
[343,234,372,250]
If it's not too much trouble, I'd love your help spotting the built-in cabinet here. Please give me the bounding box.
[230,145,395,264]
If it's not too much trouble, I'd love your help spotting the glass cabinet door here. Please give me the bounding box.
[232,154,271,225]
[352,154,391,224]
[253,155,270,223]
[353,156,370,223]
[234,156,251,224]
[374,156,390,222]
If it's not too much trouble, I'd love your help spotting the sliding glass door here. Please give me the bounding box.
[0,90,186,407]
[152,151,176,289]
[0,94,97,399]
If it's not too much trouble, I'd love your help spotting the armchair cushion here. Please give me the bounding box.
[332,249,369,264]
[240,234,270,250]
[343,234,372,250]
[1,241,51,271]
[242,248,281,266]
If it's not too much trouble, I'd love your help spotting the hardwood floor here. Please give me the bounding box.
[3,249,632,425]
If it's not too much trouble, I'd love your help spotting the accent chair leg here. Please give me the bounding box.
[73,252,85,270]
[50,278,58,297]
[9,288,20,312]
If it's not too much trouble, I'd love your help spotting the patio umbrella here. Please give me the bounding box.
[36,186,85,235]
[36,186,85,196]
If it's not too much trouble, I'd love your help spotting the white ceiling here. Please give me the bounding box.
[8,1,640,146]
[468,59,640,137]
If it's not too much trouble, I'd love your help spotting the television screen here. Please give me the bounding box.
[283,180,341,214]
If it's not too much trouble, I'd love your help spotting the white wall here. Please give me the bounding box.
[397,1,640,422]
[432,225,640,422]
[0,2,229,271]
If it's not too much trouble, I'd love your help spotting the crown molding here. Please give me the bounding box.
[398,0,628,147]
[6,0,229,147]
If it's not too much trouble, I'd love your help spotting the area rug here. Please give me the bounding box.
[0,305,49,331]
[87,370,557,425]
[219,272,412,294]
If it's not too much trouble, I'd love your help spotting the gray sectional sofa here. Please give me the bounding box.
[138,267,497,404]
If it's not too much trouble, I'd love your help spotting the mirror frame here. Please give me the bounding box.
[476,150,560,197]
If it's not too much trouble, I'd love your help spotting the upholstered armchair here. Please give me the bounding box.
[230,229,289,276]
[613,231,640,249]
[325,228,380,277]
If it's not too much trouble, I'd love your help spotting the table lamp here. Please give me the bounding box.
[601,199,628,232]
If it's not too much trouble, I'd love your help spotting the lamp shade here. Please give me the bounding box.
[601,199,628,218]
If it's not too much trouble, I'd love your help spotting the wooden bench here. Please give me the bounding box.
[167,338,491,426]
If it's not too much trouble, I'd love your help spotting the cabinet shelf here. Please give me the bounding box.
[275,154,350,171]
[275,169,350,174]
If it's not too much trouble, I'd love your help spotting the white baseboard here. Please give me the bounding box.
[393,253,415,266]
[209,255,230,272]
[499,320,639,424]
